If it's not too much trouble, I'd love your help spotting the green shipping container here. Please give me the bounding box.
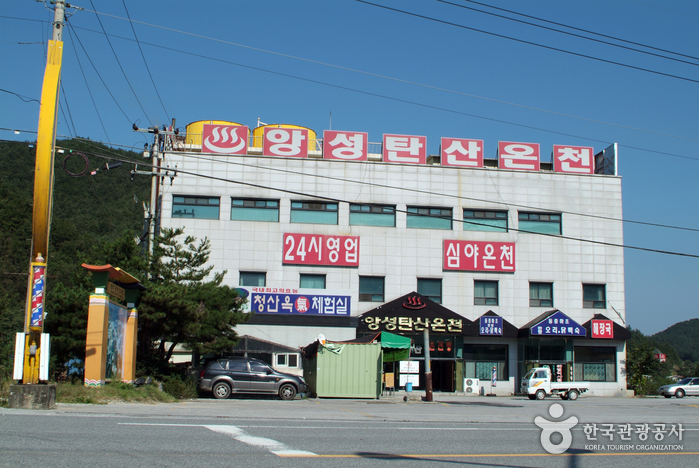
[304,342,382,398]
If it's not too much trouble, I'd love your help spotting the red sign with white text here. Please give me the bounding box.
[553,145,594,174]
[283,233,360,267]
[498,141,540,171]
[202,124,248,154]
[591,319,614,339]
[323,130,368,161]
[263,127,309,158]
[441,138,484,168]
[383,134,426,164]
[443,240,515,272]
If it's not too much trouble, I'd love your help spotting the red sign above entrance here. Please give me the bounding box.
[591,319,614,339]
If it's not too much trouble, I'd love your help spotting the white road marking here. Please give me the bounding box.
[203,425,316,456]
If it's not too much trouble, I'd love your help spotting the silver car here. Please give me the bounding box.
[659,377,699,398]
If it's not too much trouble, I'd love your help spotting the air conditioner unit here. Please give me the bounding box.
[464,378,479,394]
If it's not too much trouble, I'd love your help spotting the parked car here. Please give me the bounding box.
[198,357,308,400]
[659,377,699,398]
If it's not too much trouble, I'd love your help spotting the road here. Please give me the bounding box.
[1,394,698,467]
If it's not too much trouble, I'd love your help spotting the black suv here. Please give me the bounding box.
[198,357,308,400]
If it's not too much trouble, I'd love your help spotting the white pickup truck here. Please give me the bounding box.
[521,367,590,400]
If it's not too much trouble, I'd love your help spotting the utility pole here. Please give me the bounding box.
[13,0,67,389]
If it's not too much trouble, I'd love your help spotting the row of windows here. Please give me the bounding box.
[173,196,561,234]
[239,272,606,308]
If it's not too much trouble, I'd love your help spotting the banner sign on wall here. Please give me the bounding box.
[440,138,484,168]
[498,141,540,171]
[202,124,248,154]
[591,319,614,339]
[323,130,368,161]
[479,316,503,335]
[443,240,515,272]
[530,311,586,337]
[263,127,309,158]
[236,286,352,315]
[383,134,426,164]
[553,145,594,174]
[283,233,360,267]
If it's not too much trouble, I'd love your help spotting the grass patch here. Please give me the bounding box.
[56,380,177,404]
[0,378,12,407]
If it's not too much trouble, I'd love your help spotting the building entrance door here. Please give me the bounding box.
[431,360,455,392]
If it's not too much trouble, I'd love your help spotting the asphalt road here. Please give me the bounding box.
[1,394,698,467]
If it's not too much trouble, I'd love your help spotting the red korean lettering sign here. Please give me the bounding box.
[498,141,540,171]
[323,130,368,161]
[263,127,309,158]
[591,319,614,339]
[441,138,484,168]
[443,240,515,272]
[383,134,426,164]
[553,145,594,174]
[202,124,248,154]
[283,233,360,266]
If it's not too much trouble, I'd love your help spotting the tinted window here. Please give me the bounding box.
[227,360,248,371]
[250,362,270,373]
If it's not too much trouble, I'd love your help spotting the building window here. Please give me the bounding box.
[463,210,508,232]
[300,274,326,289]
[240,272,266,287]
[518,212,561,235]
[463,345,508,381]
[172,195,220,219]
[474,280,498,305]
[406,206,452,230]
[530,282,553,307]
[350,204,395,227]
[583,284,606,308]
[231,198,279,222]
[290,201,338,225]
[359,276,385,302]
[574,346,616,382]
[276,353,299,369]
[417,278,442,304]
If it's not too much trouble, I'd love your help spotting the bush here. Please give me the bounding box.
[161,374,198,399]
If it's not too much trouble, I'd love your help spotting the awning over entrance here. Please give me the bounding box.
[465,310,519,338]
[518,309,586,338]
[581,313,631,341]
[357,292,472,335]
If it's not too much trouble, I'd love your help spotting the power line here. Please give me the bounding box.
[58,146,699,258]
[121,0,170,123]
[65,23,111,142]
[64,13,699,144]
[454,0,699,62]
[87,0,154,126]
[355,0,699,85]
[0,88,40,103]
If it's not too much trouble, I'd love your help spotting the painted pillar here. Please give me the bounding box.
[84,294,109,387]
[122,309,138,383]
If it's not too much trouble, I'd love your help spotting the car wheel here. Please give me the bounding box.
[676,389,685,399]
[568,390,579,401]
[279,383,297,400]
[535,389,546,400]
[212,382,231,399]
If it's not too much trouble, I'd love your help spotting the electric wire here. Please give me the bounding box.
[87,0,154,126]
[65,23,111,142]
[57,146,699,259]
[66,13,699,144]
[60,84,78,136]
[449,0,699,64]
[355,0,699,85]
[121,0,170,123]
[0,88,40,104]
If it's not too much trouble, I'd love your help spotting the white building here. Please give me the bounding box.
[158,121,628,396]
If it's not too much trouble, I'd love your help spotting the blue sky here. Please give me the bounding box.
[2,1,697,336]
